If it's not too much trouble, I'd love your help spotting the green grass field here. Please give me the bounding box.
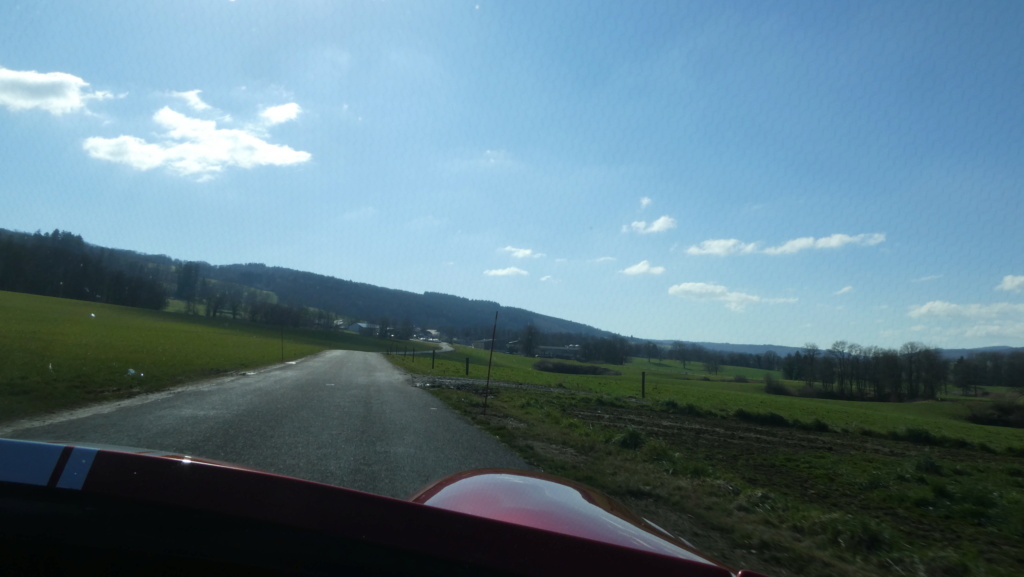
[0,291,433,422]
[394,345,1024,451]
[392,346,1024,577]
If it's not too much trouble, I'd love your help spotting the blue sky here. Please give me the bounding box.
[2,1,1023,349]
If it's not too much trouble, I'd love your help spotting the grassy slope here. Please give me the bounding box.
[0,290,433,422]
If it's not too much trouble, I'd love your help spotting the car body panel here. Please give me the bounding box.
[0,438,764,576]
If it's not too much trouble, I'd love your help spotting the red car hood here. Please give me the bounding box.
[0,438,769,577]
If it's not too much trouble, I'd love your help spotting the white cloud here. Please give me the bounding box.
[908,301,1024,319]
[834,286,853,295]
[171,89,211,111]
[621,260,665,275]
[763,233,885,255]
[444,148,520,172]
[907,300,1024,342]
[591,256,616,263]
[640,196,652,209]
[540,275,553,282]
[668,282,795,312]
[0,66,112,115]
[484,267,528,276]
[83,106,311,179]
[913,275,942,283]
[686,239,758,256]
[686,233,886,256]
[502,246,545,259]
[624,215,676,234]
[996,275,1024,293]
[260,102,301,125]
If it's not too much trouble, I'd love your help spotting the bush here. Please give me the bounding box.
[613,428,647,450]
[966,398,1024,428]
[734,408,791,427]
[794,418,831,433]
[763,373,792,396]
[732,374,749,383]
[532,360,621,376]
[660,399,711,417]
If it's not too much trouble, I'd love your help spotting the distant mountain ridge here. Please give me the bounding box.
[205,262,616,338]
[0,228,614,339]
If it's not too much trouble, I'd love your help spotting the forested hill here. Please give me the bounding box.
[206,262,613,337]
[0,228,612,338]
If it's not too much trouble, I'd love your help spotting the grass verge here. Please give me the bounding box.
[392,347,1024,577]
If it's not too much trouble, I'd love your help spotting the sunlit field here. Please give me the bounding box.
[394,345,1024,451]
[0,291,433,422]
[391,345,1024,577]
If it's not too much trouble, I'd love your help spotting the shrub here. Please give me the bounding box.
[613,427,647,450]
[660,399,711,417]
[533,360,621,376]
[763,374,792,396]
[966,398,1024,429]
[794,418,831,433]
[734,408,791,427]
[732,374,749,383]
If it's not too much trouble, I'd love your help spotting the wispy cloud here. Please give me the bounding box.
[834,286,853,295]
[260,102,302,125]
[640,196,652,209]
[83,106,311,180]
[668,282,796,312]
[445,148,520,172]
[908,301,1024,319]
[0,66,113,115]
[996,275,1024,292]
[591,256,616,263]
[686,239,758,256]
[763,233,885,255]
[913,275,943,283]
[171,89,211,112]
[624,215,676,234]
[502,246,545,259]
[484,267,528,276]
[687,233,886,256]
[621,260,665,275]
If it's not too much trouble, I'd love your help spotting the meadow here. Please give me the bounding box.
[392,346,1024,577]
[397,345,1024,451]
[0,290,433,422]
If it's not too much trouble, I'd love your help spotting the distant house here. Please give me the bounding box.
[473,339,499,350]
[347,322,379,336]
[537,345,582,360]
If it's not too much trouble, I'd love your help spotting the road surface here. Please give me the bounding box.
[1,350,532,498]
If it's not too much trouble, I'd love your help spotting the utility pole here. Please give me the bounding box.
[483,310,498,413]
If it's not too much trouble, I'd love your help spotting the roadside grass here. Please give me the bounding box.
[393,346,1024,574]
[395,345,1024,451]
[0,291,434,422]
[421,384,1024,577]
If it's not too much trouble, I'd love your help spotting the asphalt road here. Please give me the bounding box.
[2,350,533,498]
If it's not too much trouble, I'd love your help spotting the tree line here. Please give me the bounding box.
[174,261,339,329]
[781,341,1024,401]
[511,327,786,369]
[0,229,167,310]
